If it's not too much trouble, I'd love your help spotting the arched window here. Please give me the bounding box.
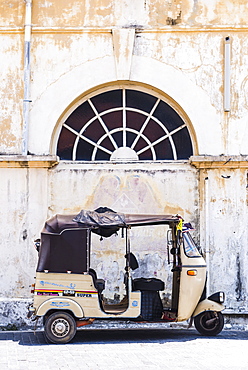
[57,88,193,161]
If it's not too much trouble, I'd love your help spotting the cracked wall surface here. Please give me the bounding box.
[0,0,248,326]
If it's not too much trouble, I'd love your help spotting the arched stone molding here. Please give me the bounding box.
[29,55,222,156]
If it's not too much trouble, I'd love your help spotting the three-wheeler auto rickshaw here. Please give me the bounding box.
[28,208,225,343]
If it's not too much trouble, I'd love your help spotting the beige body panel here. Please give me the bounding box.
[37,297,84,317]
[33,272,141,318]
[177,252,207,322]
[192,299,225,317]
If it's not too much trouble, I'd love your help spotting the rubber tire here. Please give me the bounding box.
[44,311,77,344]
[194,311,224,336]
[42,314,48,326]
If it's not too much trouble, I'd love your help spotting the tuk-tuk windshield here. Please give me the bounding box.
[183,231,202,257]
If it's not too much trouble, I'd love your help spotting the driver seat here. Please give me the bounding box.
[124,253,164,291]
[89,268,105,293]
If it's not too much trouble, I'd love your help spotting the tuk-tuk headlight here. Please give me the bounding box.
[27,305,36,319]
[219,291,225,303]
[208,291,225,304]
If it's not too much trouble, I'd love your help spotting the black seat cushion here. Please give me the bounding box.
[132,277,164,291]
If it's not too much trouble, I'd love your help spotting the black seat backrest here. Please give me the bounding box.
[89,268,105,293]
[89,268,97,281]
[125,252,139,270]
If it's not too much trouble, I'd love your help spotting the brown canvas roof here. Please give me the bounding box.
[43,209,181,236]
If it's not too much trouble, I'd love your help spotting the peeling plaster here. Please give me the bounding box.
[2,1,248,29]
[1,0,248,325]
[134,32,224,114]
[147,0,182,26]
[0,1,24,27]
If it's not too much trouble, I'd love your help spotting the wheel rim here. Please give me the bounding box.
[200,312,219,331]
[51,318,70,338]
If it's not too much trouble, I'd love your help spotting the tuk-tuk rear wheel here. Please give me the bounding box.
[194,311,224,336]
[44,311,76,344]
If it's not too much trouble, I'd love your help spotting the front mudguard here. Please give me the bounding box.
[36,298,84,318]
[192,298,225,317]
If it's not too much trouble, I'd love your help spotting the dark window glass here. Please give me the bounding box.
[57,127,75,160]
[91,90,122,113]
[76,139,93,161]
[154,139,173,160]
[126,111,146,131]
[102,110,123,131]
[173,127,193,159]
[82,119,105,142]
[65,101,95,133]
[95,149,111,161]
[100,137,115,152]
[127,131,137,147]
[153,101,183,132]
[133,137,148,152]
[126,90,157,113]
[139,148,153,160]
[112,131,123,147]
[143,119,166,142]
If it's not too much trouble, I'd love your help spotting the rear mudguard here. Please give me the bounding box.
[192,298,225,317]
[36,298,84,318]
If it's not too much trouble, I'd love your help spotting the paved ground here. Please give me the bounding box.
[0,328,247,370]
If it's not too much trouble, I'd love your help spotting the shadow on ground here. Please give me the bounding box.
[0,328,247,346]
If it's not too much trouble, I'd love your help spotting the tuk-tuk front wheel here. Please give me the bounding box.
[194,311,224,336]
[44,311,77,344]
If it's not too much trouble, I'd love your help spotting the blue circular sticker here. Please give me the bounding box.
[132,300,138,307]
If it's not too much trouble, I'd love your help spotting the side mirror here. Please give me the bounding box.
[34,239,40,252]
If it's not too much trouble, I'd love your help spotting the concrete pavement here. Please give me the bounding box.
[0,328,247,370]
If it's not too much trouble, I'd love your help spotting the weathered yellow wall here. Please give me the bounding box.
[1,1,248,154]
[2,0,245,28]
[0,0,248,326]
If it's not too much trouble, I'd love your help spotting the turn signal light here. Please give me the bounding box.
[187,270,197,276]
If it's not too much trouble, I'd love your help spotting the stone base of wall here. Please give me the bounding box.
[0,298,33,330]
[224,314,248,331]
[1,298,248,331]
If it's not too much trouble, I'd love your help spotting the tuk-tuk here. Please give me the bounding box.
[28,208,225,344]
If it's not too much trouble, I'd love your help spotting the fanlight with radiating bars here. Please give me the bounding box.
[57,89,193,161]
